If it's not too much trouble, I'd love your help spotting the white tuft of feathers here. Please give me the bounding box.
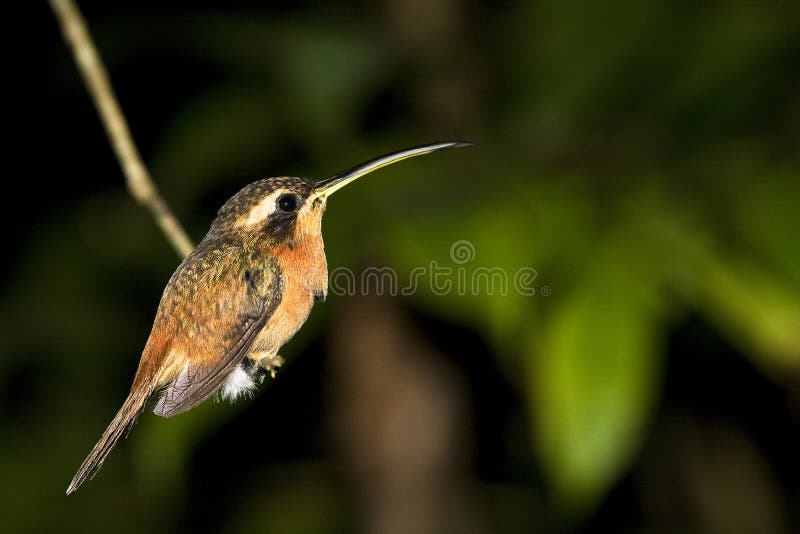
[220,365,258,403]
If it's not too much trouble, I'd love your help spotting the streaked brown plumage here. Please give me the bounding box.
[66,142,470,494]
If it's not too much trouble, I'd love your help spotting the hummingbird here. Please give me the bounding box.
[66,142,469,494]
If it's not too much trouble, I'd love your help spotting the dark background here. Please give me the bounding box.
[4,1,800,532]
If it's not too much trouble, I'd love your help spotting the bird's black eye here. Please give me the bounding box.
[277,194,298,212]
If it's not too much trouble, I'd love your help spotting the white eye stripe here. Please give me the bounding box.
[239,190,285,227]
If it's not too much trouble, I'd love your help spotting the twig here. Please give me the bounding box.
[48,0,194,258]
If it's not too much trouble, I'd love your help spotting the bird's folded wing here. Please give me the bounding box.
[153,254,283,417]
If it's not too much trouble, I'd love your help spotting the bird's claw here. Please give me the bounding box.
[257,354,284,379]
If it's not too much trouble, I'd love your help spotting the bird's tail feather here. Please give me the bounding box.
[66,386,151,495]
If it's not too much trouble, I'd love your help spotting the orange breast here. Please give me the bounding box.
[252,232,327,353]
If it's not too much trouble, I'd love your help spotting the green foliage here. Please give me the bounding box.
[6,1,799,531]
[529,243,665,514]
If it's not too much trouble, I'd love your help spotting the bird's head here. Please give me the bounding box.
[210,142,470,248]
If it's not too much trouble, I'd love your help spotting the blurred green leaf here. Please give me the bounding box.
[528,242,664,514]
[727,165,800,291]
[641,199,800,373]
[699,258,800,371]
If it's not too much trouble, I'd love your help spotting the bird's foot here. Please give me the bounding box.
[252,353,284,379]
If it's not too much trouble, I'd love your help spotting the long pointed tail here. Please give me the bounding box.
[66,386,151,495]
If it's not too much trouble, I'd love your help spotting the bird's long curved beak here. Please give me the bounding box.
[312,141,472,200]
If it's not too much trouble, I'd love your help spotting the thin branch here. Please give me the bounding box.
[48,0,194,258]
